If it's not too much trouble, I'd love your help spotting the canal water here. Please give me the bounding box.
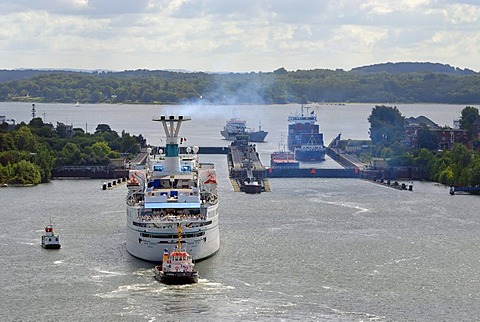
[1,102,478,321]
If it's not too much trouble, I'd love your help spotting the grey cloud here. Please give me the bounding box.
[0,0,153,15]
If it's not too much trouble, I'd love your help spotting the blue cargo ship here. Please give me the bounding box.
[287,105,326,161]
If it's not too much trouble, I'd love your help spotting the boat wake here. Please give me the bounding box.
[91,268,129,282]
[94,278,233,299]
[328,306,386,321]
[94,283,157,298]
[322,200,369,216]
[375,256,422,268]
[18,241,36,246]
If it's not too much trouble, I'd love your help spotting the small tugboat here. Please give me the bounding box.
[41,224,61,249]
[242,178,263,194]
[241,163,263,194]
[154,224,199,285]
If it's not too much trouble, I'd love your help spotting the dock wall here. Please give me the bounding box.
[266,167,359,178]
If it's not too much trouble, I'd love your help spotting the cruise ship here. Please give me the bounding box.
[125,115,220,262]
[287,105,326,161]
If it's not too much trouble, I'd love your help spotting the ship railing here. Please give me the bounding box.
[137,212,206,223]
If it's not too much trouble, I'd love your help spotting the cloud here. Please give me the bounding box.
[0,0,478,72]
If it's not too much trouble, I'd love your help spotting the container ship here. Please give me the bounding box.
[287,105,326,161]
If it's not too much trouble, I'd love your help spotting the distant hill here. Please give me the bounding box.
[0,69,85,83]
[351,62,477,75]
[1,63,479,104]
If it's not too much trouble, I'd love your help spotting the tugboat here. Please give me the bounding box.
[154,224,199,285]
[41,224,61,249]
[242,179,263,194]
[242,164,263,194]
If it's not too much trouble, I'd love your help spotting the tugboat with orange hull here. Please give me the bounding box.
[154,224,199,285]
[41,224,61,249]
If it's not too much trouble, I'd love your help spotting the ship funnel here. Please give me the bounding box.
[152,115,192,172]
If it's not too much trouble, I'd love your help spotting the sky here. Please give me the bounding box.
[0,0,479,73]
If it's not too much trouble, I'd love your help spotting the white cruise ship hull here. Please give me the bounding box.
[126,205,220,262]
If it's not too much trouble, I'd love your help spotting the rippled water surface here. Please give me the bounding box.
[1,103,478,321]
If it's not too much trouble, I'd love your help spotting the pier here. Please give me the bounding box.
[449,186,480,195]
[265,134,365,179]
[227,135,270,193]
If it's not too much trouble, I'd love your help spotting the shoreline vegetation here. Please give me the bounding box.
[0,62,479,105]
[361,105,480,189]
[0,119,146,186]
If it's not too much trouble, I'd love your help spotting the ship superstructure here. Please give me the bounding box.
[125,115,220,262]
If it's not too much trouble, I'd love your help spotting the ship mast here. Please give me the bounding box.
[152,115,191,172]
[176,224,182,252]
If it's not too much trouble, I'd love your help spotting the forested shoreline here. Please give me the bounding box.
[0,64,479,105]
[0,119,145,185]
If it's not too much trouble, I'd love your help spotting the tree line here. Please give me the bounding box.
[0,120,145,185]
[0,67,479,105]
[367,105,480,186]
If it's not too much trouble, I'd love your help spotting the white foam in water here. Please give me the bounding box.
[323,200,369,215]
[19,241,36,246]
[94,269,125,276]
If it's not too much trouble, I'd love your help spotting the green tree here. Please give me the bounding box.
[417,125,440,150]
[86,141,112,164]
[59,142,83,165]
[459,106,479,130]
[368,105,405,153]
[33,144,56,182]
[95,124,112,134]
[14,126,37,152]
[0,162,14,184]
[11,159,41,185]
[0,132,15,151]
